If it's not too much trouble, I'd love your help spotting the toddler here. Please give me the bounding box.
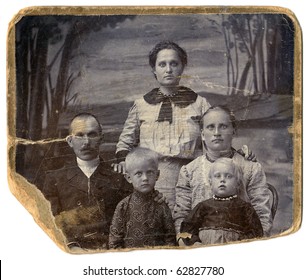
[180,158,263,246]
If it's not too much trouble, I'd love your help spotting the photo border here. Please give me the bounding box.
[7,5,302,253]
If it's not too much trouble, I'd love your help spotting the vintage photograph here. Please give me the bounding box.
[8,7,301,253]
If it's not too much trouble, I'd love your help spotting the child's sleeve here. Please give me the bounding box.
[108,200,127,249]
[179,203,203,245]
[162,204,177,246]
[244,204,264,239]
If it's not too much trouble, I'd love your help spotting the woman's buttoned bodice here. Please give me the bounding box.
[116,94,210,159]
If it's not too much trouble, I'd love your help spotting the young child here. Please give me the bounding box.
[180,158,263,246]
[109,147,177,249]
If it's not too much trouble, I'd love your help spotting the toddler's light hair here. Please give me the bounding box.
[209,158,244,191]
[125,147,159,173]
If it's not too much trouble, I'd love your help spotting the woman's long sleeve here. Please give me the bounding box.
[245,161,272,236]
[173,165,193,234]
[116,103,139,160]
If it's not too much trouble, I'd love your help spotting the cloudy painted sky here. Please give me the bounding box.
[63,14,232,106]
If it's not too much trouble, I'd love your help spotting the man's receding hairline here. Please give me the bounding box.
[69,114,102,134]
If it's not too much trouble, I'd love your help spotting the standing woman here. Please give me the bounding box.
[114,41,211,211]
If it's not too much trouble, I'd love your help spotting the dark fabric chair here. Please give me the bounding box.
[267,183,279,220]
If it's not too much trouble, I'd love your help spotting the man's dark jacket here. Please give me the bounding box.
[43,157,132,250]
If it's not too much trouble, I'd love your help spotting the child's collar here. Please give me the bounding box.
[213,194,238,201]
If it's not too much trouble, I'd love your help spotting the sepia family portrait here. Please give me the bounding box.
[7,7,302,253]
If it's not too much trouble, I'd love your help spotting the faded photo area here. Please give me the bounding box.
[13,13,295,251]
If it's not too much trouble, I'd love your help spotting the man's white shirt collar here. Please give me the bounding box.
[77,157,100,178]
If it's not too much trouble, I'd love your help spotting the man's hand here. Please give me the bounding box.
[112,161,126,174]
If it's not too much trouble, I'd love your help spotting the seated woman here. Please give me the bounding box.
[180,158,263,246]
[174,105,272,238]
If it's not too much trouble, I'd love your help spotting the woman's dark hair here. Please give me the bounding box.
[201,105,237,131]
[149,41,188,69]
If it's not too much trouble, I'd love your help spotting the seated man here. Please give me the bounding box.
[43,113,132,251]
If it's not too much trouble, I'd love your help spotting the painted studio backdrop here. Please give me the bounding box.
[13,13,294,249]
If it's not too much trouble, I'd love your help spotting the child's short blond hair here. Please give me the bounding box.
[125,147,159,173]
[209,158,244,190]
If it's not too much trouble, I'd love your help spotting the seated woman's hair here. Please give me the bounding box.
[209,158,244,190]
[125,147,159,172]
[149,41,188,68]
[201,105,237,131]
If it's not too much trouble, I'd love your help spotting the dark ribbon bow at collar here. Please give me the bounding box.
[143,86,198,124]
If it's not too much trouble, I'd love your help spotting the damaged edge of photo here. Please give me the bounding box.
[6,5,302,254]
